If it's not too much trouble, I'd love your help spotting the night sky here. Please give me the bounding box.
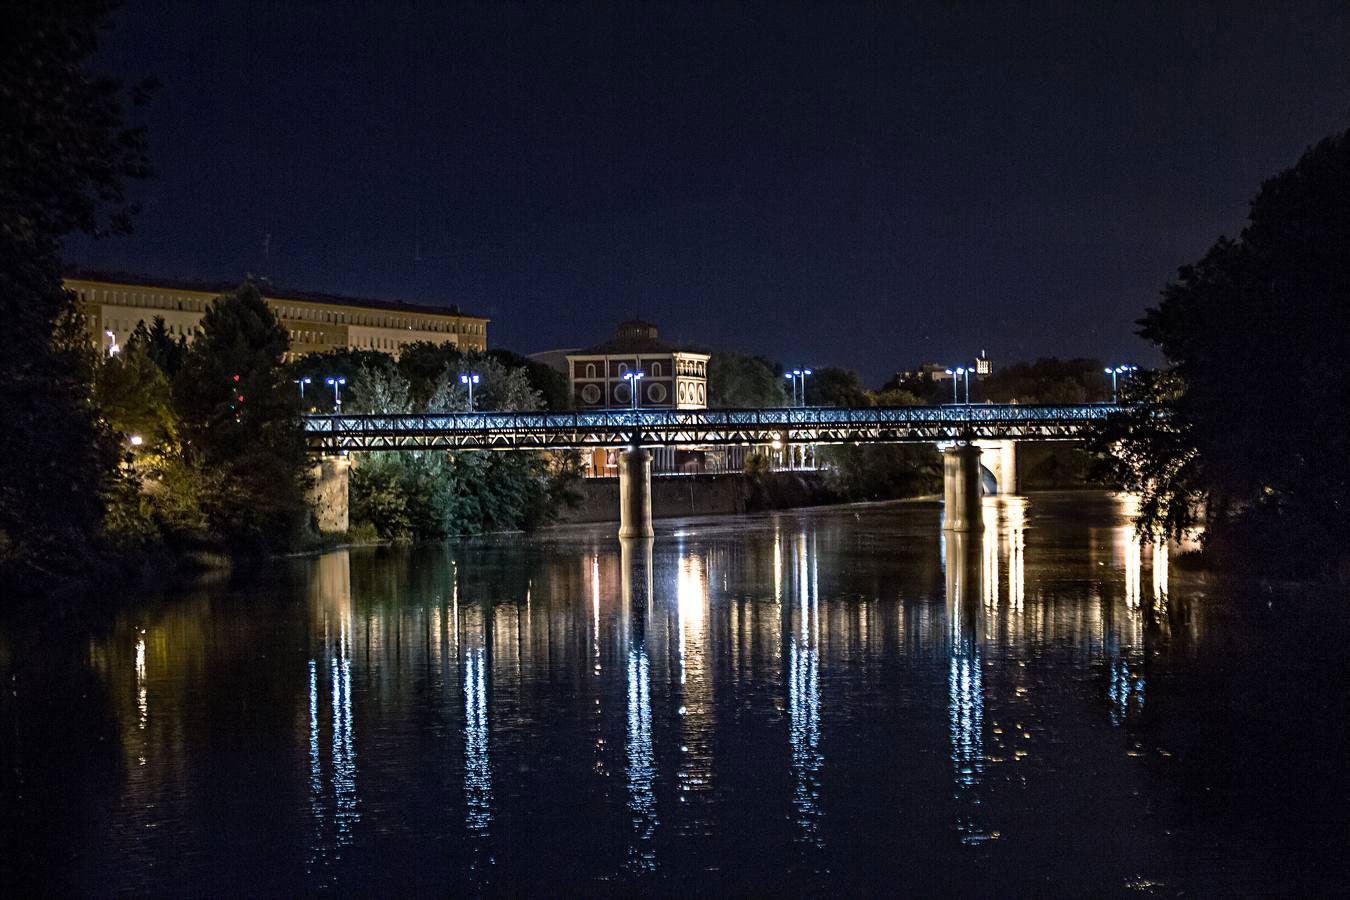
[66,1,1350,385]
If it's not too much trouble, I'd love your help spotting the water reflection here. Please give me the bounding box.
[621,538,657,870]
[944,527,989,843]
[787,529,823,844]
[674,546,713,821]
[461,602,492,842]
[51,493,1294,896]
[308,551,360,869]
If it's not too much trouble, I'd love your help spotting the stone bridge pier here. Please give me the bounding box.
[943,443,984,532]
[618,447,655,539]
[973,439,1017,495]
[309,456,350,534]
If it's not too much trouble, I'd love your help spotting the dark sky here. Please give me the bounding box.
[67,1,1350,385]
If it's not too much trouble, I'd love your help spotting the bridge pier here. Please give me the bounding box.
[618,447,655,539]
[942,444,984,532]
[973,439,1017,494]
[309,456,350,534]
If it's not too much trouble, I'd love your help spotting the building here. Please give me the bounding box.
[565,321,712,476]
[565,320,709,410]
[65,271,488,360]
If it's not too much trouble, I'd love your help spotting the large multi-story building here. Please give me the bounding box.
[564,321,713,475]
[565,320,709,410]
[65,271,488,359]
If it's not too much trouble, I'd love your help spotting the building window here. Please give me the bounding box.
[586,363,596,379]
[651,362,662,377]
[617,362,628,375]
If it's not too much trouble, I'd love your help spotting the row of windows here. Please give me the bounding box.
[273,304,483,335]
[676,359,707,377]
[78,288,207,313]
[582,361,677,378]
[576,360,707,378]
[104,318,192,337]
[72,286,485,337]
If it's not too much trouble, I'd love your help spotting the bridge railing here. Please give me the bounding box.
[302,403,1118,452]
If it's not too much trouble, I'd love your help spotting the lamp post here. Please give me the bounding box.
[961,366,973,404]
[784,367,813,407]
[459,372,480,409]
[295,376,311,402]
[1105,365,1136,404]
[944,367,960,403]
[325,376,346,412]
[622,370,645,411]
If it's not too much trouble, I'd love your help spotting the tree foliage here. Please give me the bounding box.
[1106,129,1350,576]
[804,366,872,408]
[0,0,152,587]
[980,358,1111,404]
[173,284,310,551]
[346,355,576,540]
[707,352,788,407]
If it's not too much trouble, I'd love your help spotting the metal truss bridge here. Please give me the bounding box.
[303,403,1115,453]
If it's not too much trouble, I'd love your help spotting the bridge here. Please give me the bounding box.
[302,403,1113,452]
[302,403,1116,539]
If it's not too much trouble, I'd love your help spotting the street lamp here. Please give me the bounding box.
[784,367,813,406]
[622,370,645,411]
[325,376,346,412]
[1105,364,1136,404]
[961,366,972,404]
[459,372,480,409]
[295,376,311,401]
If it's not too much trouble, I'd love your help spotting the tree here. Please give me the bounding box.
[0,1,153,588]
[980,358,1110,405]
[347,356,574,540]
[804,366,872,408]
[174,284,310,550]
[707,352,789,407]
[486,348,570,411]
[1110,129,1350,576]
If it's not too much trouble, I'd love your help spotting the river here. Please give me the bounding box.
[2,492,1346,895]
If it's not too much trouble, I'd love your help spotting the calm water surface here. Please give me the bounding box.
[3,492,1347,895]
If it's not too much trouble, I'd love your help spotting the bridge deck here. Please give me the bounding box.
[303,404,1115,452]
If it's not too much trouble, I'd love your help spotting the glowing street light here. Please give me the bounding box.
[784,367,813,406]
[295,376,311,401]
[1105,365,1136,404]
[945,366,974,404]
[622,370,645,411]
[325,376,346,412]
[104,329,120,356]
[459,372,481,409]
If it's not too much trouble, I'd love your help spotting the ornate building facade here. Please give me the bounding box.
[565,320,708,410]
[566,321,712,475]
[65,271,488,360]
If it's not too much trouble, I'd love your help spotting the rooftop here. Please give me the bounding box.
[571,320,708,356]
[64,268,487,322]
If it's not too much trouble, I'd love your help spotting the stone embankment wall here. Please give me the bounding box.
[556,471,834,524]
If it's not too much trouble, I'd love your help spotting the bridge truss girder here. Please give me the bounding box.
[302,404,1113,453]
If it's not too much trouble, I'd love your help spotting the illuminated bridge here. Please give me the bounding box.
[302,404,1117,540]
[302,403,1115,452]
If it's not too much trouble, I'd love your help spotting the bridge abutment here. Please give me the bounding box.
[618,448,655,539]
[943,444,984,531]
[309,456,350,534]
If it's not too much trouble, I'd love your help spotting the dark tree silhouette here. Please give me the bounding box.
[1114,129,1350,577]
[0,1,153,589]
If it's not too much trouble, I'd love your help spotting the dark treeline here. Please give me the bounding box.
[1098,128,1350,579]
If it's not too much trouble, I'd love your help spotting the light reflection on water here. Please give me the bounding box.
[18,492,1348,894]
